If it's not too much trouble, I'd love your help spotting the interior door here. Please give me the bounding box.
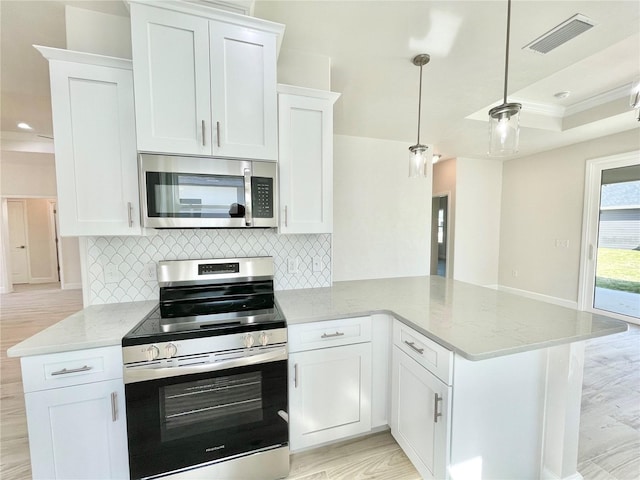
[7,200,29,284]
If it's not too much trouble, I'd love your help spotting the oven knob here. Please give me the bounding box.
[165,343,178,358]
[146,345,160,361]
[243,333,255,348]
[259,331,269,346]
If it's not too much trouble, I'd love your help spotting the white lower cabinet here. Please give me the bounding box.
[21,346,129,479]
[391,346,451,480]
[288,317,372,451]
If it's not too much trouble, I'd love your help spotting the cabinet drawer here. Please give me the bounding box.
[393,320,452,385]
[21,346,123,393]
[289,316,372,353]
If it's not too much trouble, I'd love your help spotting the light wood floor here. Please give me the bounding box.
[1,284,638,480]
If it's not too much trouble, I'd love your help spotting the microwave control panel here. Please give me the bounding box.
[252,177,274,218]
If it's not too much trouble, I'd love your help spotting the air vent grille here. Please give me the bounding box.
[523,14,596,54]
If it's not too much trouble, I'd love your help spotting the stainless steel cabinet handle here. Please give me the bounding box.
[127,202,133,227]
[202,120,206,146]
[111,392,118,422]
[284,206,288,227]
[433,393,442,423]
[404,340,425,355]
[216,121,221,148]
[294,364,298,388]
[51,365,92,376]
[17,245,25,249]
[321,331,345,339]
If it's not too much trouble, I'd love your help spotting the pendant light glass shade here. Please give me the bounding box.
[409,144,430,177]
[488,0,521,156]
[488,102,521,156]
[409,54,431,177]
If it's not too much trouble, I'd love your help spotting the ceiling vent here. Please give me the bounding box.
[523,14,596,54]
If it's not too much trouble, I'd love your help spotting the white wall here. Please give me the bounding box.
[65,6,132,58]
[453,156,503,286]
[277,49,331,91]
[0,152,57,197]
[333,135,432,281]
[499,129,640,303]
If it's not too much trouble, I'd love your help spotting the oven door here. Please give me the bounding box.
[125,356,288,480]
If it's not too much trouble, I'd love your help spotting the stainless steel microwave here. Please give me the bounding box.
[139,154,277,229]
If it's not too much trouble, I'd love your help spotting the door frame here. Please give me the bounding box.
[6,199,32,285]
[577,150,640,324]
[431,191,452,278]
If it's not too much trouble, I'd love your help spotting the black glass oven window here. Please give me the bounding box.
[146,172,245,218]
[125,361,288,480]
[160,372,263,442]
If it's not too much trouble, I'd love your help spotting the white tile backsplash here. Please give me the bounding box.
[85,229,331,305]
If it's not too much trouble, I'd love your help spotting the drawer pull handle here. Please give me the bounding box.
[434,393,442,423]
[404,340,424,355]
[51,365,92,376]
[321,331,345,339]
[111,392,118,422]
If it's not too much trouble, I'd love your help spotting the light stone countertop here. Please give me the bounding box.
[275,276,628,360]
[7,277,628,361]
[7,300,157,358]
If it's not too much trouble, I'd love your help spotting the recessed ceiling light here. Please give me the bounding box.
[17,122,33,130]
[554,91,571,99]
[432,154,442,164]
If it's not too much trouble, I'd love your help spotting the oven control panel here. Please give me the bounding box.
[123,328,288,365]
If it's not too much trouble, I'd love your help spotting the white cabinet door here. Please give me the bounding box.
[47,56,140,236]
[24,379,129,480]
[278,87,339,233]
[210,21,278,161]
[289,343,372,451]
[130,3,211,155]
[391,346,451,480]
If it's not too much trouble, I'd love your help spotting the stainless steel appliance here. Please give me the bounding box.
[122,257,289,480]
[139,154,277,229]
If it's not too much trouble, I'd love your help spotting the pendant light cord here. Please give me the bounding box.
[503,0,512,104]
[416,64,423,145]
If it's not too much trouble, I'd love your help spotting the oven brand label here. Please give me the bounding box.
[205,445,225,453]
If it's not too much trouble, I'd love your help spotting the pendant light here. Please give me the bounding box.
[409,53,431,177]
[488,0,522,156]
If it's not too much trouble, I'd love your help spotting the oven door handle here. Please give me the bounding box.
[124,347,287,384]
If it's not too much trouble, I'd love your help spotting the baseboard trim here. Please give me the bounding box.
[62,282,82,290]
[29,277,58,284]
[497,285,578,310]
[540,467,584,480]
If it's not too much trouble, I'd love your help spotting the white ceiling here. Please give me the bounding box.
[1,0,639,161]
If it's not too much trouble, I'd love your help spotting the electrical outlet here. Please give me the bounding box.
[104,263,120,284]
[144,263,157,281]
[287,257,299,274]
[312,257,323,273]
[511,269,519,278]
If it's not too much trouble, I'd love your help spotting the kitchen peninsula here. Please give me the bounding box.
[9,276,627,480]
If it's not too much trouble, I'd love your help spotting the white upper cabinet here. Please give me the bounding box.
[130,1,282,161]
[130,5,211,155]
[278,85,340,234]
[37,47,140,237]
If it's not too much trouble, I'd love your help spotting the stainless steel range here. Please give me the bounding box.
[122,257,289,480]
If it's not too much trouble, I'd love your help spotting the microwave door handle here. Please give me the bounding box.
[244,168,253,226]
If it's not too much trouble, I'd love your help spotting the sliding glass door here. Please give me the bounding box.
[580,152,640,322]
